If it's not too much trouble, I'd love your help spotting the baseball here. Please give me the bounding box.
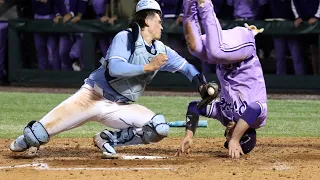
[207,87,215,96]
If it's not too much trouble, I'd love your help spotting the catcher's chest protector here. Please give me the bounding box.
[106,25,166,102]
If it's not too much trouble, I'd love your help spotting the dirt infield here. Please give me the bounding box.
[1,138,320,180]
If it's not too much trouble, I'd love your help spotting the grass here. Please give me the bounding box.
[0,92,320,139]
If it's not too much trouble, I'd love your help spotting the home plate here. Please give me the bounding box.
[102,153,167,160]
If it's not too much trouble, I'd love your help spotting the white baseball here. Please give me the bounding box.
[207,87,215,96]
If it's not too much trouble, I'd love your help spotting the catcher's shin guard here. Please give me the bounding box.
[23,120,49,148]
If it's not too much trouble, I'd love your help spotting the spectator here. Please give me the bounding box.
[32,0,61,70]
[91,0,112,57]
[269,0,305,75]
[112,0,137,21]
[157,0,184,54]
[291,0,320,75]
[0,0,14,84]
[227,0,267,21]
[56,0,88,71]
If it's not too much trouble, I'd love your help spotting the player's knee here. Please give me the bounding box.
[240,102,262,127]
[142,114,170,143]
[23,120,49,147]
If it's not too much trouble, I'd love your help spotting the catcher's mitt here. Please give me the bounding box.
[197,81,220,108]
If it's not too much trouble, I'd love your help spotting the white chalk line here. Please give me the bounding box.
[0,163,175,171]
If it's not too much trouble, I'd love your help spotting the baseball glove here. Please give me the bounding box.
[197,81,220,108]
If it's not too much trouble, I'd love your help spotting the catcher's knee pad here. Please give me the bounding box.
[142,114,170,143]
[23,120,49,147]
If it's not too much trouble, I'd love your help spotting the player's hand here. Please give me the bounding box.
[294,18,303,27]
[108,16,118,25]
[63,13,73,23]
[175,136,193,156]
[71,16,81,24]
[100,16,109,23]
[144,53,168,72]
[228,139,244,159]
[53,15,62,24]
[308,17,318,25]
[175,16,183,25]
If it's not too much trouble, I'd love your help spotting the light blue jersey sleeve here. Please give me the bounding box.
[160,46,200,81]
[105,31,145,77]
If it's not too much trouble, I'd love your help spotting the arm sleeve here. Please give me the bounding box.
[104,31,145,77]
[291,0,301,19]
[77,0,88,15]
[314,0,320,18]
[108,59,145,77]
[54,0,66,15]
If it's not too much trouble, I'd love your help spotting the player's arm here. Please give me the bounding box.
[106,32,167,77]
[229,102,262,158]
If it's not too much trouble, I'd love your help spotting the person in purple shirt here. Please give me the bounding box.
[176,0,267,159]
[32,0,61,70]
[91,0,112,58]
[269,0,305,75]
[0,0,9,83]
[157,0,185,56]
[291,0,320,75]
[227,0,267,20]
[55,0,88,71]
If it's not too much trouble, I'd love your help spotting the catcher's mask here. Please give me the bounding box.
[224,128,256,154]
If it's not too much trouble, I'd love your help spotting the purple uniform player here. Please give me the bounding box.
[91,0,111,57]
[227,0,267,20]
[0,0,10,83]
[269,0,305,75]
[57,0,88,70]
[176,0,267,158]
[32,0,60,70]
[291,0,320,75]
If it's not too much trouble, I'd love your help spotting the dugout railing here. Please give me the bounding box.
[8,19,320,91]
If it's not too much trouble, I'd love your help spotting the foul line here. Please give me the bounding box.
[0,163,175,171]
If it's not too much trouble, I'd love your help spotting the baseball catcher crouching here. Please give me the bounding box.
[9,0,210,157]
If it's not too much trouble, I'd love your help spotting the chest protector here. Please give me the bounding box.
[105,23,166,102]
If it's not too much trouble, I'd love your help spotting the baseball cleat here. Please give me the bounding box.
[93,132,117,157]
[9,135,29,152]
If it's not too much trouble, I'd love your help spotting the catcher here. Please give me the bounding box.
[176,0,268,158]
[9,0,215,157]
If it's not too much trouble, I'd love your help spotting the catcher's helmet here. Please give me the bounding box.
[135,0,162,15]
